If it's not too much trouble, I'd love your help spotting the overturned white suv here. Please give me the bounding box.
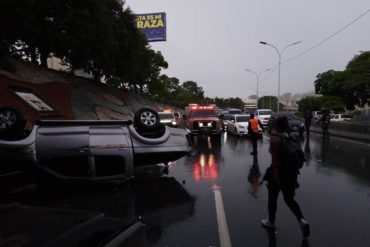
[0,106,192,183]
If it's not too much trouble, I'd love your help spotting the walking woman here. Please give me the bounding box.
[261,116,310,238]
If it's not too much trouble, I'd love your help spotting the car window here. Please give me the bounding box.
[190,110,216,117]
[228,110,242,114]
[286,114,298,120]
[258,110,272,115]
[275,114,297,121]
[236,116,249,122]
[159,113,174,119]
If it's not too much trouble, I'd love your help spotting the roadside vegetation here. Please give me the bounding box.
[0,1,368,112]
[298,51,370,113]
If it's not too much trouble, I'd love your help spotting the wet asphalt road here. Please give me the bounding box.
[148,131,370,247]
[2,131,370,247]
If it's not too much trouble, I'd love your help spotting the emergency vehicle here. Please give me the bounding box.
[185,104,222,142]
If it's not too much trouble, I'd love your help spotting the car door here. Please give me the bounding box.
[227,116,235,133]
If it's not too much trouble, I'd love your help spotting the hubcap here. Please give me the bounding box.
[0,111,16,129]
[140,111,156,126]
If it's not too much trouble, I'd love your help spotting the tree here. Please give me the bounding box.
[314,51,370,109]
[297,96,322,113]
[0,0,168,92]
[0,0,66,66]
[258,96,278,111]
[182,81,204,102]
[297,96,345,113]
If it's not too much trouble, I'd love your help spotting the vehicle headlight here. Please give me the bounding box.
[207,122,212,127]
[172,121,177,125]
[199,122,204,127]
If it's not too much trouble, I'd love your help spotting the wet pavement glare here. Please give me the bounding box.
[2,132,370,247]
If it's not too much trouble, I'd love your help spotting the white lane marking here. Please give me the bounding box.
[212,184,232,247]
[329,136,370,147]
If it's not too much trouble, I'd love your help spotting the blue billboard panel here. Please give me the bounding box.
[135,12,166,42]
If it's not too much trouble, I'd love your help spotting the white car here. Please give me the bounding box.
[331,114,352,122]
[254,109,272,126]
[226,114,262,136]
[158,112,178,127]
[227,114,250,136]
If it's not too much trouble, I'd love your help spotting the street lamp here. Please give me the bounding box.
[259,40,302,112]
[245,68,271,108]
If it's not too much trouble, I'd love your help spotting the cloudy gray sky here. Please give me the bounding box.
[126,0,370,100]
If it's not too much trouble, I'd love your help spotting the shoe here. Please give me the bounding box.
[300,218,310,238]
[261,219,276,229]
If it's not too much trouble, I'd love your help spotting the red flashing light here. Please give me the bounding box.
[189,104,215,111]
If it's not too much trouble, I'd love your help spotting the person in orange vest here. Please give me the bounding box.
[248,113,264,155]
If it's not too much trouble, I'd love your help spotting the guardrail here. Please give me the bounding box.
[310,121,370,142]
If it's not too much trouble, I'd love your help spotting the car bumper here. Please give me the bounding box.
[189,128,222,136]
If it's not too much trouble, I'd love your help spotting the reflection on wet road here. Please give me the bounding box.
[1,132,370,247]
[151,132,370,247]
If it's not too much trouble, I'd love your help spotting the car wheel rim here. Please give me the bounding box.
[140,111,156,126]
[0,110,16,129]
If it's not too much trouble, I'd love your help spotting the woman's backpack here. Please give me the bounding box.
[280,135,306,173]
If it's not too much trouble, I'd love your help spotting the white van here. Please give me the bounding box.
[255,109,273,126]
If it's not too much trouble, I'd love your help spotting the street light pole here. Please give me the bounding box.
[245,68,271,108]
[259,41,301,112]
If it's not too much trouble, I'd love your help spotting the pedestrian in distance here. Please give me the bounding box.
[304,110,312,137]
[248,113,264,155]
[317,109,330,139]
[261,116,310,238]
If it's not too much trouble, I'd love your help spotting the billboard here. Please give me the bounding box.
[135,12,166,42]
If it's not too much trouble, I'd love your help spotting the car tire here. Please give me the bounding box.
[0,106,26,138]
[134,107,160,131]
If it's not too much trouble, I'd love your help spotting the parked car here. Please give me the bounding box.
[158,112,178,127]
[255,109,273,126]
[227,108,243,115]
[0,106,192,183]
[226,114,263,137]
[331,113,352,122]
[267,112,305,136]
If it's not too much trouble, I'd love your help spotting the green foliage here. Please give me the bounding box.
[297,96,322,112]
[320,96,345,113]
[258,96,278,111]
[213,97,244,109]
[314,51,370,109]
[0,0,168,92]
[297,96,345,113]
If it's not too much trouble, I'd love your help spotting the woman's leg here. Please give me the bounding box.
[267,183,280,223]
[282,189,304,221]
